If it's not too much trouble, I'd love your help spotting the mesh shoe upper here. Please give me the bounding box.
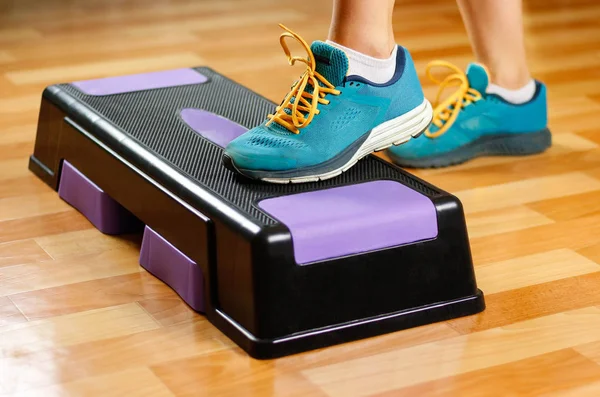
[225,41,424,171]
[387,63,548,160]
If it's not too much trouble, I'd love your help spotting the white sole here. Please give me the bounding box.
[262,99,433,184]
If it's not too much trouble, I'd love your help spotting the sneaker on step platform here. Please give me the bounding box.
[387,61,551,168]
[223,24,432,183]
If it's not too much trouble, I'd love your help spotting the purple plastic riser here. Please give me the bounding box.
[180,108,248,148]
[58,161,141,235]
[259,180,438,265]
[71,68,207,96]
[139,227,205,313]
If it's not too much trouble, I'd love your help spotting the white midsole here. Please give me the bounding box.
[262,99,433,184]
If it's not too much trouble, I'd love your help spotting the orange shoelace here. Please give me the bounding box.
[266,24,341,134]
[425,61,484,138]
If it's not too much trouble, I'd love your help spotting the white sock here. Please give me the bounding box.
[326,40,397,84]
[486,80,536,105]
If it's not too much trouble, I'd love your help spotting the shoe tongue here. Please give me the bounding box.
[466,63,490,94]
[310,41,348,87]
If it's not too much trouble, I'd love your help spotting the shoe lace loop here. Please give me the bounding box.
[425,61,483,139]
[266,24,341,134]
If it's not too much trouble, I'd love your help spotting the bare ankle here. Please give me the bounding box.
[489,67,532,90]
[328,32,394,59]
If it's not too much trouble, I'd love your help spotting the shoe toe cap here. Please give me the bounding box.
[224,128,314,171]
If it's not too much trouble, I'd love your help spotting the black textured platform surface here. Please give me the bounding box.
[56,67,441,225]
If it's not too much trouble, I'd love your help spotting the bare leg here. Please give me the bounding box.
[328,0,395,59]
[457,0,531,89]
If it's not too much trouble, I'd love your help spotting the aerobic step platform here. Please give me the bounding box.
[29,67,485,359]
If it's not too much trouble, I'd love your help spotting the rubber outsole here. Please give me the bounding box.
[387,128,552,169]
[223,100,433,184]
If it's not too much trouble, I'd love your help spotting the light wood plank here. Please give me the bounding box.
[34,229,141,260]
[0,250,141,296]
[0,28,42,43]
[7,32,201,62]
[0,177,50,200]
[0,297,27,327]
[5,53,205,85]
[126,10,305,37]
[588,165,600,181]
[2,368,175,397]
[152,322,460,394]
[10,272,176,321]
[0,318,231,395]
[377,349,600,397]
[0,141,34,161]
[575,340,600,367]
[0,95,41,114]
[138,297,200,327]
[540,381,600,397]
[0,159,32,182]
[0,211,93,244]
[0,192,72,222]
[550,109,600,132]
[456,172,600,214]
[303,307,600,396]
[548,96,600,118]
[0,51,15,64]
[475,249,600,294]
[272,323,460,371]
[152,325,460,396]
[527,190,600,222]
[526,4,600,25]
[0,239,51,268]
[553,132,599,151]
[579,128,600,145]
[448,271,600,334]
[152,349,328,397]
[0,303,159,352]
[467,205,553,238]
[470,214,600,265]
[578,243,600,264]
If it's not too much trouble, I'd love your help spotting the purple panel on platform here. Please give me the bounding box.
[181,108,248,148]
[71,68,207,96]
[258,180,438,264]
[58,161,141,235]
[139,227,205,312]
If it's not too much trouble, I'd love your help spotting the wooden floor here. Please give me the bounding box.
[1,0,600,395]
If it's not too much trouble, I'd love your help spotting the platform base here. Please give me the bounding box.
[29,66,485,358]
[220,290,484,359]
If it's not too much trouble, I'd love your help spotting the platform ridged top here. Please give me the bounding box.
[56,67,441,225]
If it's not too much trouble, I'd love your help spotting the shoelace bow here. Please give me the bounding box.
[425,61,483,138]
[266,24,341,134]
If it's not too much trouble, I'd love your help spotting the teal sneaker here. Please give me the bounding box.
[223,25,432,183]
[387,61,551,168]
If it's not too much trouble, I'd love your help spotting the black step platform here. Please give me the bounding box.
[29,67,484,358]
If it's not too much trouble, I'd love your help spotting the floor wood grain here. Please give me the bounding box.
[1,0,599,395]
